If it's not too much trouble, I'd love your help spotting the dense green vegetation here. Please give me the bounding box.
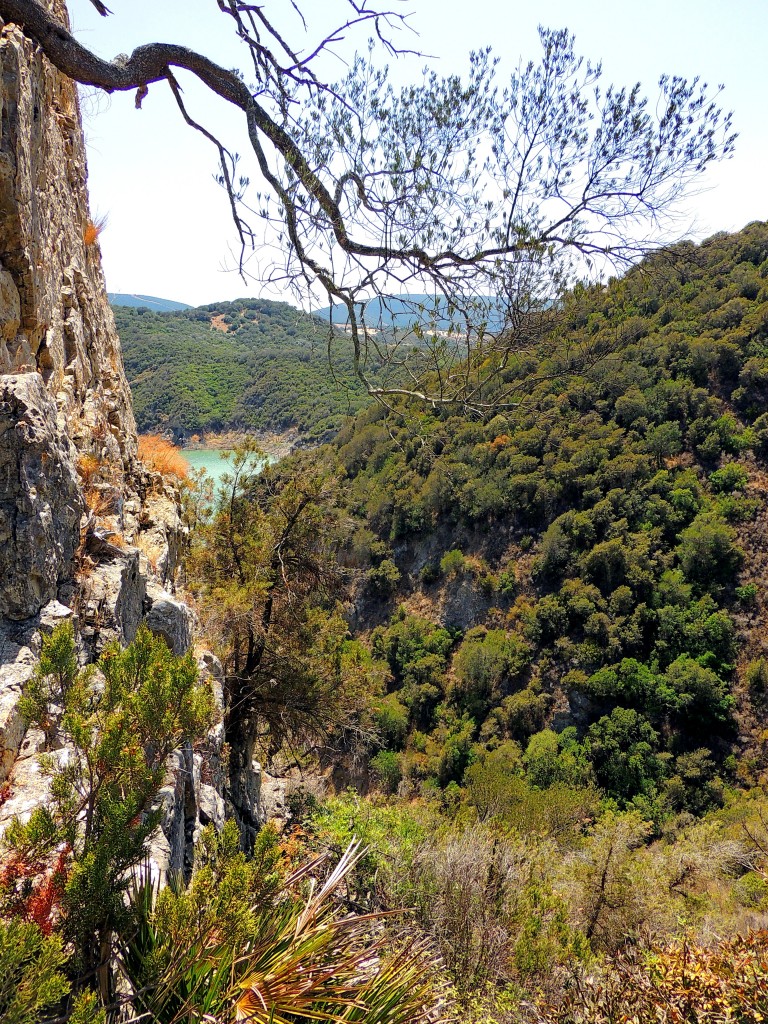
[172,222,768,1020]
[180,222,768,826]
[1,624,437,1024]
[116,298,372,442]
[311,222,768,822]
[8,222,768,1023]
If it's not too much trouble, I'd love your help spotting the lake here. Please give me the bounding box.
[181,448,274,484]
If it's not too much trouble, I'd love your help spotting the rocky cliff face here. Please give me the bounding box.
[0,2,259,876]
[0,3,138,624]
[0,4,136,465]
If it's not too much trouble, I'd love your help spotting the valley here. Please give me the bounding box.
[0,2,766,1019]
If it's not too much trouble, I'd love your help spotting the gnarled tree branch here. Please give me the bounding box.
[0,0,736,412]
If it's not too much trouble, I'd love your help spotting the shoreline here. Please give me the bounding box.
[181,428,300,460]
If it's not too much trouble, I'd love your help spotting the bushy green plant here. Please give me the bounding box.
[746,657,768,696]
[5,622,215,978]
[452,628,530,722]
[440,548,467,577]
[367,557,402,596]
[736,582,758,604]
[677,512,744,590]
[732,870,768,908]
[709,461,749,493]
[370,750,403,793]
[373,693,409,749]
[584,709,664,801]
[124,833,441,1024]
[0,921,69,1024]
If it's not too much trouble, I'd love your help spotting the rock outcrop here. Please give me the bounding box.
[0,1,256,874]
[0,4,136,479]
[0,373,83,620]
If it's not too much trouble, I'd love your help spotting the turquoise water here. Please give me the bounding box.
[181,449,235,483]
[181,448,273,484]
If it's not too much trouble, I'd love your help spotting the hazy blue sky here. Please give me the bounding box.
[67,0,767,307]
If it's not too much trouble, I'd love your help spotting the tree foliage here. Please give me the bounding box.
[3,622,215,980]
[0,0,736,408]
[260,222,768,813]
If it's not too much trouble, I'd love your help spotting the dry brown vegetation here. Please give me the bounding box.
[138,433,190,479]
[83,214,107,246]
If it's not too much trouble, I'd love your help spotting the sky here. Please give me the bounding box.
[67,0,768,308]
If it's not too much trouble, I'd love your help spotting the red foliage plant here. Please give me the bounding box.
[0,846,69,937]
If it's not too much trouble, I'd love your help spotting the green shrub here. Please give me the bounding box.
[0,921,69,1024]
[419,562,441,585]
[440,548,467,577]
[584,708,664,800]
[732,871,768,908]
[6,622,215,977]
[736,582,758,605]
[367,557,401,596]
[452,628,530,721]
[370,750,403,793]
[677,513,744,590]
[746,658,768,696]
[374,693,409,749]
[523,728,593,790]
[709,462,749,493]
[497,568,518,597]
[501,687,549,741]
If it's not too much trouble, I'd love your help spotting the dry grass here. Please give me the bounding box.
[84,486,119,518]
[83,214,107,246]
[138,434,190,480]
[76,454,101,487]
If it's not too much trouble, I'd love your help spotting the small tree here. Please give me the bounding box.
[4,622,215,992]
[185,445,381,809]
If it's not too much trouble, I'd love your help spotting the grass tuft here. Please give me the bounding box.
[138,434,190,480]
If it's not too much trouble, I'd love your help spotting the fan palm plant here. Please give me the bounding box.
[120,831,446,1024]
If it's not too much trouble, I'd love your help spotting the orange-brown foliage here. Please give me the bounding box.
[83,214,107,246]
[25,849,68,937]
[138,434,190,480]
[0,847,68,935]
[84,486,119,517]
[490,434,511,449]
[540,931,768,1022]
[76,453,101,486]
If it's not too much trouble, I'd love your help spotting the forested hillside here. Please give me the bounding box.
[116,297,372,443]
[324,221,768,812]
[177,222,768,1019]
[4,1,763,1018]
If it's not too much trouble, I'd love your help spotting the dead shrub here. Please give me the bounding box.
[76,454,101,486]
[138,434,189,480]
[83,484,121,518]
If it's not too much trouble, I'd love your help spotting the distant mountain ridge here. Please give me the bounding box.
[109,292,192,313]
[314,293,506,331]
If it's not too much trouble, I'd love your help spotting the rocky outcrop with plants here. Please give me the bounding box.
[0,0,247,889]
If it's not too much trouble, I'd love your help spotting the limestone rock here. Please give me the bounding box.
[197,783,225,830]
[137,483,185,584]
[0,373,83,620]
[38,599,75,633]
[0,746,70,835]
[0,627,37,784]
[0,4,240,885]
[79,547,145,649]
[144,582,195,656]
[0,13,137,471]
